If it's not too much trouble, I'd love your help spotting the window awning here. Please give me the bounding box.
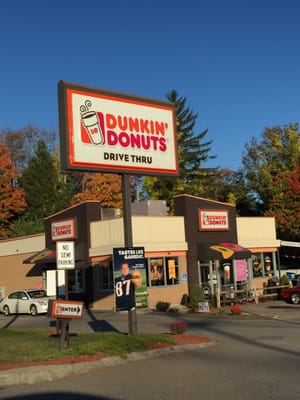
[23,249,56,265]
[198,241,251,260]
[280,241,300,248]
[23,246,87,266]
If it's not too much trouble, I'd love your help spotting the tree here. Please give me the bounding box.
[242,123,300,213]
[205,168,262,216]
[72,173,123,209]
[0,143,26,237]
[265,166,300,241]
[0,125,56,175]
[143,90,217,211]
[8,216,44,238]
[20,140,73,222]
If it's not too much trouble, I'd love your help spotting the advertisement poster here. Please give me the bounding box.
[113,247,148,311]
[235,259,247,281]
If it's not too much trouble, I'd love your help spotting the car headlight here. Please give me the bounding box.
[37,300,48,306]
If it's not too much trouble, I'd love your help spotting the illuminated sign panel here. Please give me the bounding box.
[58,81,178,176]
[198,210,229,231]
[51,218,76,241]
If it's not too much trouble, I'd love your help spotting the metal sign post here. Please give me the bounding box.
[56,241,76,343]
[57,81,178,334]
[48,299,84,350]
[121,173,137,335]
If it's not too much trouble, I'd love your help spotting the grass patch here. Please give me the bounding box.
[0,330,177,364]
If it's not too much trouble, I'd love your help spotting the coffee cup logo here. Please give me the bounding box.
[80,100,104,145]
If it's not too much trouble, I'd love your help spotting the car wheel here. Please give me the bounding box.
[291,293,300,305]
[30,305,38,316]
[3,305,10,316]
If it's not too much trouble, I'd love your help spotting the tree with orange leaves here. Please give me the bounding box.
[71,173,123,209]
[0,143,26,237]
[266,166,300,241]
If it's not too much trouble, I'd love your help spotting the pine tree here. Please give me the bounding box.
[20,140,72,221]
[143,90,217,211]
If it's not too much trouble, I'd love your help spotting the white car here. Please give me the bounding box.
[0,289,50,316]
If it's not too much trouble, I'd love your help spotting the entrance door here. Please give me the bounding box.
[198,261,215,299]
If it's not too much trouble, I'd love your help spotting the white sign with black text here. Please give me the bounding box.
[56,241,75,270]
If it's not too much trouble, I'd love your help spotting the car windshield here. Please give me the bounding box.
[28,290,47,299]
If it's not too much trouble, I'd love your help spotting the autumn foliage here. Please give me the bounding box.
[266,166,300,241]
[0,143,26,237]
[71,173,123,209]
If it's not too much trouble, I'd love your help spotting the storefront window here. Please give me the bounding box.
[252,254,262,277]
[94,256,180,290]
[221,261,233,290]
[68,269,85,293]
[148,257,179,286]
[252,252,273,277]
[96,259,114,290]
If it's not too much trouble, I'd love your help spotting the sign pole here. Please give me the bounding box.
[56,241,75,342]
[58,81,178,337]
[121,173,137,335]
[121,174,133,247]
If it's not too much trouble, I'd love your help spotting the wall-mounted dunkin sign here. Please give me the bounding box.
[58,81,178,176]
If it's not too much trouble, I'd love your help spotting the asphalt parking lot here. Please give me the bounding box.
[1,299,300,388]
[1,299,300,334]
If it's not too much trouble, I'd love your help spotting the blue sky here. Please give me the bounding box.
[1,0,299,170]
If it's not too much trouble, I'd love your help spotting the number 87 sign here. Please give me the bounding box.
[113,247,147,312]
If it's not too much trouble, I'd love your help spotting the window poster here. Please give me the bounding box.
[235,259,247,281]
[113,247,148,311]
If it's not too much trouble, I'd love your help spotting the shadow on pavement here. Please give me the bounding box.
[1,315,19,329]
[86,309,120,333]
[2,393,116,399]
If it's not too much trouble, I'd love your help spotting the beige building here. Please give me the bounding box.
[237,216,281,293]
[0,198,282,309]
[0,203,189,310]
[89,216,188,310]
[0,233,45,299]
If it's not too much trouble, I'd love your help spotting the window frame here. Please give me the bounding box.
[147,256,180,287]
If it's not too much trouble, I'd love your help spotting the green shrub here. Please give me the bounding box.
[189,284,205,312]
[217,308,227,315]
[280,275,289,286]
[156,301,170,312]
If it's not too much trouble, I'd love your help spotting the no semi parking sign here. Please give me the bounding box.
[56,241,75,269]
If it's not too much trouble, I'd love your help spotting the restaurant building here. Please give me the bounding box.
[0,196,281,309]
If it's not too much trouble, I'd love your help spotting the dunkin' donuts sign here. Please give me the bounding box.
[58,81,178,175]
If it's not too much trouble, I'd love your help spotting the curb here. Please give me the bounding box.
[0,341,216,387]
